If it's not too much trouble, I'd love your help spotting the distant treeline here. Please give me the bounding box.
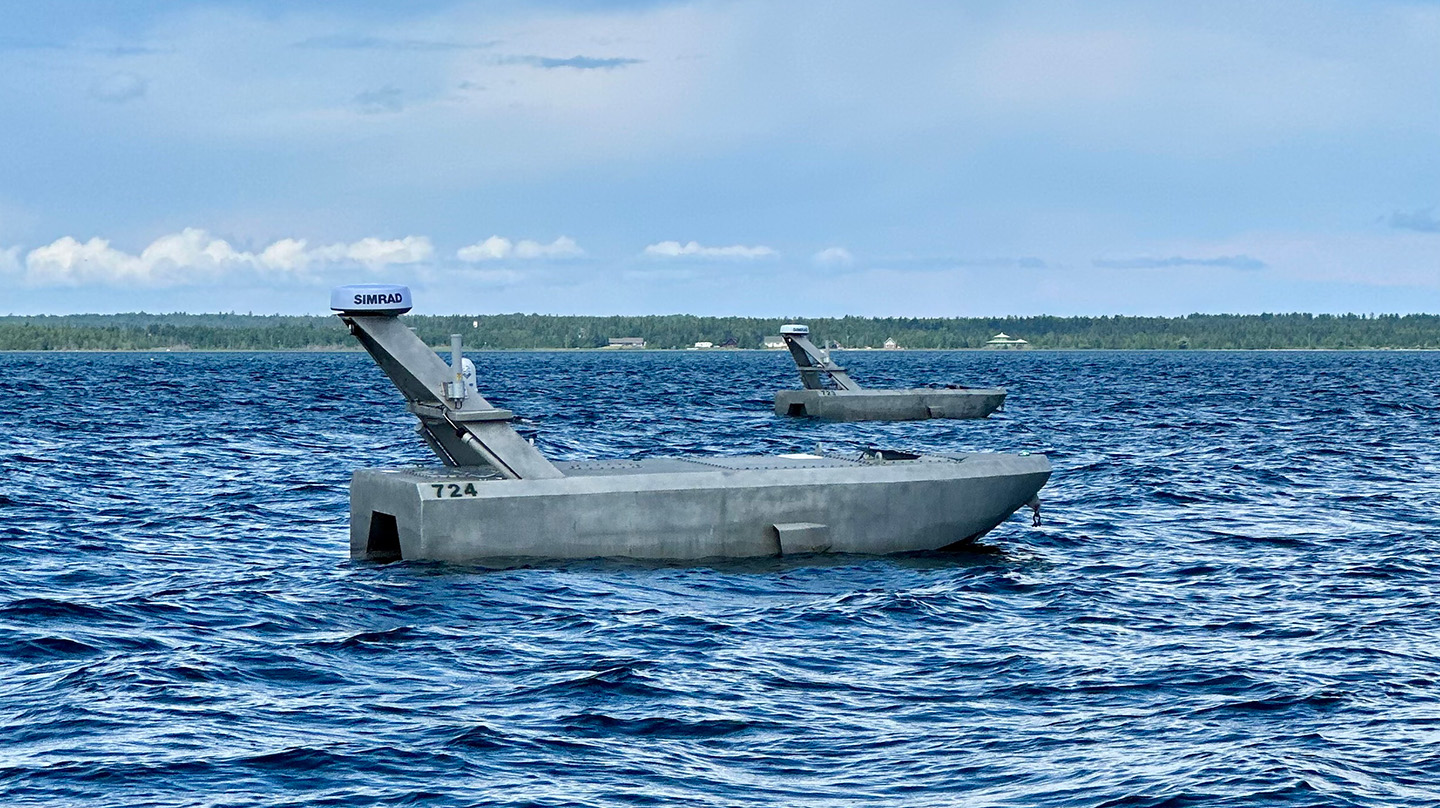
[1,311,1438,350]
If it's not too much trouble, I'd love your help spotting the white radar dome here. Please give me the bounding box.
[330,284,413,316]
[779,324,809,335]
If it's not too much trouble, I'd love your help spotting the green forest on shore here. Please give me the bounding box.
[2,311,1438,351]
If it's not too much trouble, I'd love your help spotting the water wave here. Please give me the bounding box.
[2,349,1438,806]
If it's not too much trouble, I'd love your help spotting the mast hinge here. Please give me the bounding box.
[407,402,515,422]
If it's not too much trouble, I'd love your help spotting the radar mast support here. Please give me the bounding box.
[780,326,862,391]
[340,313,563,480]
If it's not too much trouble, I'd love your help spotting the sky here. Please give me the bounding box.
[1,0,1438,317]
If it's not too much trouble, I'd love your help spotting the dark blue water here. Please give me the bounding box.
[3,349,1439,807]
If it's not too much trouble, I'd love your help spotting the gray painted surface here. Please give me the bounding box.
[774,325,1006,421]
[774,388,1006,421]
[351,452,1051,562]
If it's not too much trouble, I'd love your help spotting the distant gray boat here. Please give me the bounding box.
[774,325,1006,420]
[334,286,1048,563]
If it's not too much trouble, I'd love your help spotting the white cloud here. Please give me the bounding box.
[17,228,434,287]
[340,236,434,268]
[0,245,21,274]
[257,238,312,271]
[457,236,511,262]
[144,228,248,269]
[813,247,854,267]
[515,236,583,259]
[643,241,778,260]
[456,235,584,261]
[25,231,229,286]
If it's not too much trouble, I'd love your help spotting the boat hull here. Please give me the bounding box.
[774,388,1006,421]
[350,452,1049,562]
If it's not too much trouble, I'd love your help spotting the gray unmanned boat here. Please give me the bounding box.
[336,285,1049,563]
[774,324,1006,420]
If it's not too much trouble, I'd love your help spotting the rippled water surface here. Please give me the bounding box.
[3,349,1439,807]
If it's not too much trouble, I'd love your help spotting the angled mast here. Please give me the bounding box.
[779,324,862,391]
[332,285,563,480]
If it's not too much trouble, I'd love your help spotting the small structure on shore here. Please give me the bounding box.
[774,324,1006,421]
[984,333,1030,350]
[606,337,646,349]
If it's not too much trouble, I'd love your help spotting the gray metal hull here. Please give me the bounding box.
[350,452,1049,562]
[774,388,1005,421]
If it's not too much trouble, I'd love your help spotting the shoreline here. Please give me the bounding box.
[4,347,1438,354]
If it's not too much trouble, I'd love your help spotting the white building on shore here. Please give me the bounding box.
[984,332,1031,350]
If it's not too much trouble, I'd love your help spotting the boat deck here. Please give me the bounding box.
[386,452,974,480]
